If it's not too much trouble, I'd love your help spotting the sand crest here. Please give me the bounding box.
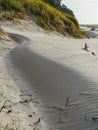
[1,20,98,129]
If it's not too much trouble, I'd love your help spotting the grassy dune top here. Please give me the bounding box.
[0,0,84,38]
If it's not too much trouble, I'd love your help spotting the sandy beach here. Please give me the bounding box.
[1,20,98,129]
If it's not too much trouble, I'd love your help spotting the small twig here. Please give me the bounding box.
[65,97,70,106]
[0,100,7,113]
[34,118,40,126]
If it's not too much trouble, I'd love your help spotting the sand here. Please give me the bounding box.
[1,20,98,129]
[0,20,49,130]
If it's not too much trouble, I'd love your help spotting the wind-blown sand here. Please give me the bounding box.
[1,20,98,129]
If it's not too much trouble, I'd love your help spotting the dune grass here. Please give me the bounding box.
[0,0,84,38]
[0,27,5,36]
[0,0,23,12]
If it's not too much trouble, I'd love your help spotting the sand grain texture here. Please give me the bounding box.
[1,20,98,129]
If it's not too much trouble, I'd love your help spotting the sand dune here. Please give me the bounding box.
[1,21,98,129]
[4,32,98,130]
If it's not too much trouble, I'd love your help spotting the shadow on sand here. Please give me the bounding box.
[4,35,98,130]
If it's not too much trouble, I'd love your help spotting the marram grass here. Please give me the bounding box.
[0,0,84,38]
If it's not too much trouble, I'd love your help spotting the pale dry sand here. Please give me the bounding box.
[0,20,49,130]
[1,20,98,129]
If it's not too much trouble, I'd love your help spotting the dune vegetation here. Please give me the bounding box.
[0,27,5,37]
[0,0,84,38]
[0,27,11,40]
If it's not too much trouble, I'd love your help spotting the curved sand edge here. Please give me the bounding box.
[0,36,49,129]
[1,21,98,129]
[6,35,98,130]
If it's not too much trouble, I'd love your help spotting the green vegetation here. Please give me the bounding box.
[43,0,74,16]
[0,0,84,38]
[60,4,74,16]
[43,0,56,7]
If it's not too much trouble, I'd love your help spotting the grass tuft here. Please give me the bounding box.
[0,27,5,36]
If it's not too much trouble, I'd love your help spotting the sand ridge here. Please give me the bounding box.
[1,20,98,129]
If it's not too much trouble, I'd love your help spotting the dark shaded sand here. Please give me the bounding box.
[5,34,98,130]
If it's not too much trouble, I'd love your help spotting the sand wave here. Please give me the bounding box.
[5,33,98,130]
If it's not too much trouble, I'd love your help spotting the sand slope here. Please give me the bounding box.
[1,20,98,129]
[0,21,49,130]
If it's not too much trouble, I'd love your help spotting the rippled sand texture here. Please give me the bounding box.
[5,33,98,130]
